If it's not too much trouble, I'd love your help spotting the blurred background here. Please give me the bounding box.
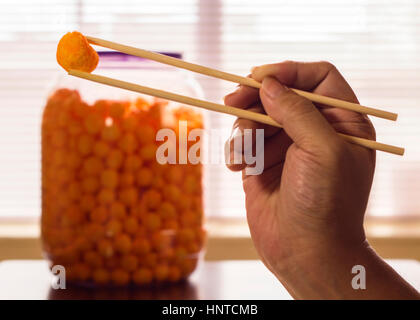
[0,0,419,234]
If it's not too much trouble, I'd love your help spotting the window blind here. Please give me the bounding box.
[0,0,419,219]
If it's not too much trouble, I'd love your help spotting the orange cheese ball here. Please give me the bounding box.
[65,152,82,169]
[105,219,123,238]
[67,121,83,136]
[135,225,148,238]
[174,246,188,263]
[80,194,96,212]
[84,223,105,241]
[163,219,179,230]
[74,235,92,252]
[137,167,153,187]
[165,166,183,184]
[180,211,199,227]
[92,100,110,116]
[132,237,151,256]
[119,187,138,206]
[93,268,110,285]
[106,149,124,169]
[98,239,114,258]
[132,268,153,285]
[109,202,126,220]
[93,141,110,158]
[181,258,199,277]
[72,263,91,281]
[167,266,182,282]
[52,246,79,265]
[177,228,195,245]
[119,133,138,154]
[143,253,158,268]
[56,168,72,186]
[109,102,126,119]
[144,213,161,231]
[84,113,104,135]
[51,131,67,148]
[186,242,201,254]
[154,264,169,282]
[83,250,104,268]
[100,169,119,189]
[114,234,132,254]
[81,176,99,193]
[158,202,177,219]
[124,155,142,171]
[122,116,138,132]
[123,217,139,235]
[140,144,157,161]
[121,254,139,272]
[142,189,162,210]
[98,188,115,205]
[137,125,156,145]
[183,174,199,194]
[120,172,135,187]
[101,124,121,142]
[111,269,130,286]
[56,31,99,73]
[151,177,165,189]
[77,134,94,156]
[89,206,109,224]
[104,257,120,270]
[74,101,90,119]
[62,205,84,226]
[135,97,150,110]
[83,156,104,175]
[151,232,171,253]
[164,185,181,203]
[177,196,192,211]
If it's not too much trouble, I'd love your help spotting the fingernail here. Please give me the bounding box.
[224,92,237,105]
[224,86,241,101]
[262,77,286,99]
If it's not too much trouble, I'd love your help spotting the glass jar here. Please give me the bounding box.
[41,52,206,286]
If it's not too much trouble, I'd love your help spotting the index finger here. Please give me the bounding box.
[251,61,358,103]
[252,60,375,141]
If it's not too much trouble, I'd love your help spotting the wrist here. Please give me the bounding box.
[272,239,371,299]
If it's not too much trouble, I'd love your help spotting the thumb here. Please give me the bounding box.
[260,77,340,153]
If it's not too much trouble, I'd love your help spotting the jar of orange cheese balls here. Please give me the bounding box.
[41,51,206,286]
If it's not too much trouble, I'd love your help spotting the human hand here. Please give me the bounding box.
[225,61,420,299]
[225,61,379,297]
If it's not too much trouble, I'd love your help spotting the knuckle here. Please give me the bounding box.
[312,140,345,168]
[281,59,295,66]
[235,118,256,131]
[278,93,314,119]
[319,60,336,71]
[364,119,376,140]
[319,60,338,72]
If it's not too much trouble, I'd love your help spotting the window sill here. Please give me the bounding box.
[0,217,419,261]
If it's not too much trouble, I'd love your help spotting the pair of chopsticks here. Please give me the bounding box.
[68,36,404,156]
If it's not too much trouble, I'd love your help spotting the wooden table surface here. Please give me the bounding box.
[0,259,419,299]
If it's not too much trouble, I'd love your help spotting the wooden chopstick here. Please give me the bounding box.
[68,69,404,156]
[86,36,398,121]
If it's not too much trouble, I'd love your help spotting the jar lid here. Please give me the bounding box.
[97,51,183,69]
